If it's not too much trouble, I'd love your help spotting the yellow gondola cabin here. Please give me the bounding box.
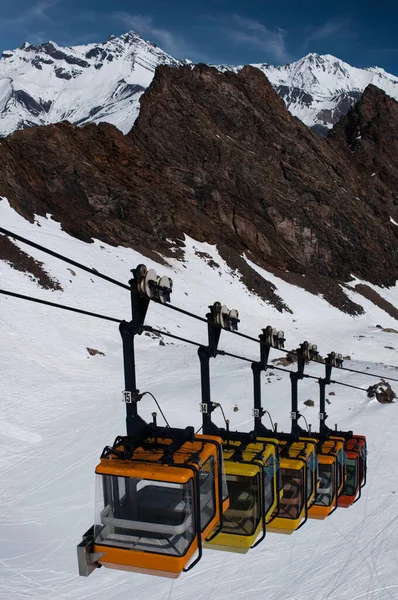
[205,440,279,552]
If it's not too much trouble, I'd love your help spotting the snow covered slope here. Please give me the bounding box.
[1,196,398,600]
[0,31,185,136]
[1,31,398,137]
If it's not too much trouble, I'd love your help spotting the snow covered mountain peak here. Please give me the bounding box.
[216,51,398,134]
[262,52,376,92]
[252,53,398,133]
[0,31,185,136]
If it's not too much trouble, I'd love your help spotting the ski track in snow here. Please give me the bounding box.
[0,197,398,599]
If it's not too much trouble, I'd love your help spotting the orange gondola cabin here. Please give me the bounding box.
[78,432,228,578]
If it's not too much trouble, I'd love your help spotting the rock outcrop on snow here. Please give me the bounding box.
[367,382,396,403]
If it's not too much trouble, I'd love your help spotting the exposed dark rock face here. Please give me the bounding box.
[276,85,314,107]
[130,65,398,285]
[317,90,362,127]
[28,42,90,68]
[0,234,62,290]
[354,284,398,320]
[54,68,73,80]
[330,85,398,199]
[0,65,397,313]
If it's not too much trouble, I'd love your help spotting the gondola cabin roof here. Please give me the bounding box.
[278,457,305,470]
[317,454,335,465]
[344,449,360,460]
[321,439,345,453]
[345,437,366,453]
[279,440,317,461]
[221,461,260,477]
[222,440,276,460]
[96,434,222,482]
[220,441,277,476]
[96,460,194,483]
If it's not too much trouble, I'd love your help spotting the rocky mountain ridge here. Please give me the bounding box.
[1,64,397,315]
[1,32,398,136]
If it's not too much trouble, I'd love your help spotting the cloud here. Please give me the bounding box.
[25,31,47,45]
[127,12,293,65]
[57,31,104,47]
[209,14,291,64]
[0,0,61,28]
[112,12,211,62]
[304,18,357,47]
[228,15,290,63]
[113,12,178,55]
[30,0,61,21]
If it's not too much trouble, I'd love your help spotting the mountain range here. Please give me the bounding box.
[1,31,398,137]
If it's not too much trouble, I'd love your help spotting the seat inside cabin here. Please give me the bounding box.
[97,481,195,557]
[277,470,303,520]
[315,465,334,506]
[222,476,260,536]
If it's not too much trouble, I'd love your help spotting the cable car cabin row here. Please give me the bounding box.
[308,438,346,520]
[267,440,318,535]
[205,440,280,553]
[91,434,228,578]
[337,435,367,508]
[80,431,366,578]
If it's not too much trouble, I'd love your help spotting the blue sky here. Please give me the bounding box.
[1,0,397,74]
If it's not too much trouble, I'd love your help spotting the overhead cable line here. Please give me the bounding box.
[330,380,370,392]
[143,326,202,348]
[0,289,122,324]
[159,302,207,324]
[1,226,398,383]
[0,226,130,291]
[0,288,379,394]
[146,325,368,393]
[220,349,255,364]
[0,227,206,322]
[265,363,367,392]
[335,364,398,382]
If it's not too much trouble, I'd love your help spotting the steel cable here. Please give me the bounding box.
[1,226,397,383]
[0,289,122,323]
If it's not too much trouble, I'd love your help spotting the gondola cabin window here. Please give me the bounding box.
[315,463,335,507]
[94,475,196,557]
[264,456,276,518]
[306,453,317,501]
[342,458,358,497]
[221,473,261,536]
[337,449,346,492]
[199,456,216,530]
[278,468,304,520]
